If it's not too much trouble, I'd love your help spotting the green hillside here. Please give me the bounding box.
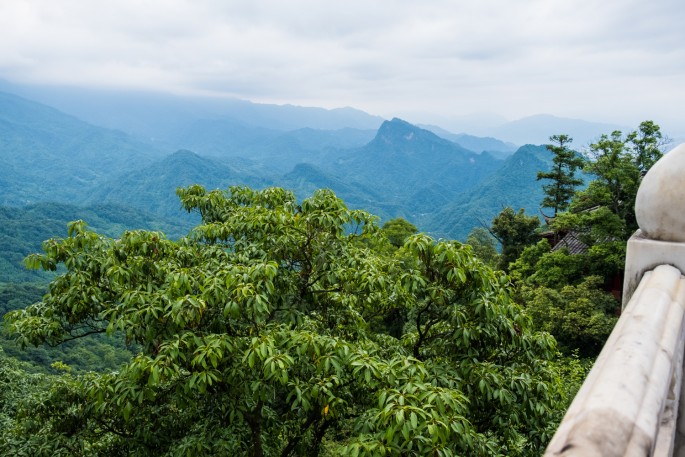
[281,163,403,221]
[0,202,189,283]
[85,149,271,222]
[0,91,163,205]
[329,119,502,199]
[426,144,553,240]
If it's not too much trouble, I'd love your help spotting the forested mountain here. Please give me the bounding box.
[0,91,163,206]
[325,118,504,216]
[280,163,396,220]
[79,121,508,231]
[1,88,593,252]
[84,149,270,223]
[0,202,189,282]
[427,144,553,240]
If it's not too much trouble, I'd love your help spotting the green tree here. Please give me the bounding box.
[0,347,50,454]
[507,239,621,358]
[574,121,666,236]
[5,186,564,456]
[0,282,134,373]
[381,217,418,248]
[490,207,540,271]
[580,130,641,232]
[465,227,499,267]
[519,277,619,357]
[537,135,584,217]
[626,120,667,173]
[508,123,667,358]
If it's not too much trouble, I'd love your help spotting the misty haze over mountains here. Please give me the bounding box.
[0,80,637,147]
[0,83,674,280]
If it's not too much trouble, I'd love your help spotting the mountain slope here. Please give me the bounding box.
[86,150,270,221]
[421,124,517,157]
[0,91,163,205]
[0,202,189,283]
[280,163,403,221]
[426,144,554,240]
[326,118,503,221]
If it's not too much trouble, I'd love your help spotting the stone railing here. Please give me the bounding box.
[544,143,685,457]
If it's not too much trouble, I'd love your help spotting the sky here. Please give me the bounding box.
[0,0,684,133]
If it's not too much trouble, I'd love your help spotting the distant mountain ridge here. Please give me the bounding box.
[0,91,163,205]
[170,121,376,172]
[421,124,517,158]
[489,114,626,147]
[328,118,502,203]
[0,81,385,138]
[0,88,576,249]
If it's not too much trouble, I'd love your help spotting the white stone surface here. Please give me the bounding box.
[623,230,685,306]
[544,265,685,457]
[636,143,685,242]
[654,318,685,457]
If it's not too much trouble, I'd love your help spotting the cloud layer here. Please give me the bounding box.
[1,0,684,130]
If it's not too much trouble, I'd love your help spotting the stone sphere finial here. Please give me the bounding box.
[635,143,685,242]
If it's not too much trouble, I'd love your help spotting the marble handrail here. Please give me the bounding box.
[544,264,685,456]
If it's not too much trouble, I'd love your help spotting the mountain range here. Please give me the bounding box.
[1,85,638,282]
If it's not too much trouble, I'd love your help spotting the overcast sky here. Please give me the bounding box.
[1,0,683,132]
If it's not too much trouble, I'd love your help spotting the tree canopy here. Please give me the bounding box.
[574,121,667,237]
[537,135,584,217]
[465,227,499,267]
[381,217,418,249]
[4,185,565,456]
[490,208,540,271]
[509,121,668,358]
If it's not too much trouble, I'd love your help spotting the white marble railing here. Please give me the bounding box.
[544,265,685,456]
[545,143,685,457]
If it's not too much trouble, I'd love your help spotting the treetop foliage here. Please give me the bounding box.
[3,185,565,456]
[509,120,668,359]
[576,120,667,237]
[490,208,540,272]
[537,135,584,217]
[381,218,418,249]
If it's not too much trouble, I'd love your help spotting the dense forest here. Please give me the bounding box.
[0,118,669,455]
[2,185,571,456]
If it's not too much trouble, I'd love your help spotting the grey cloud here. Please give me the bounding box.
[0,0,683,132]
